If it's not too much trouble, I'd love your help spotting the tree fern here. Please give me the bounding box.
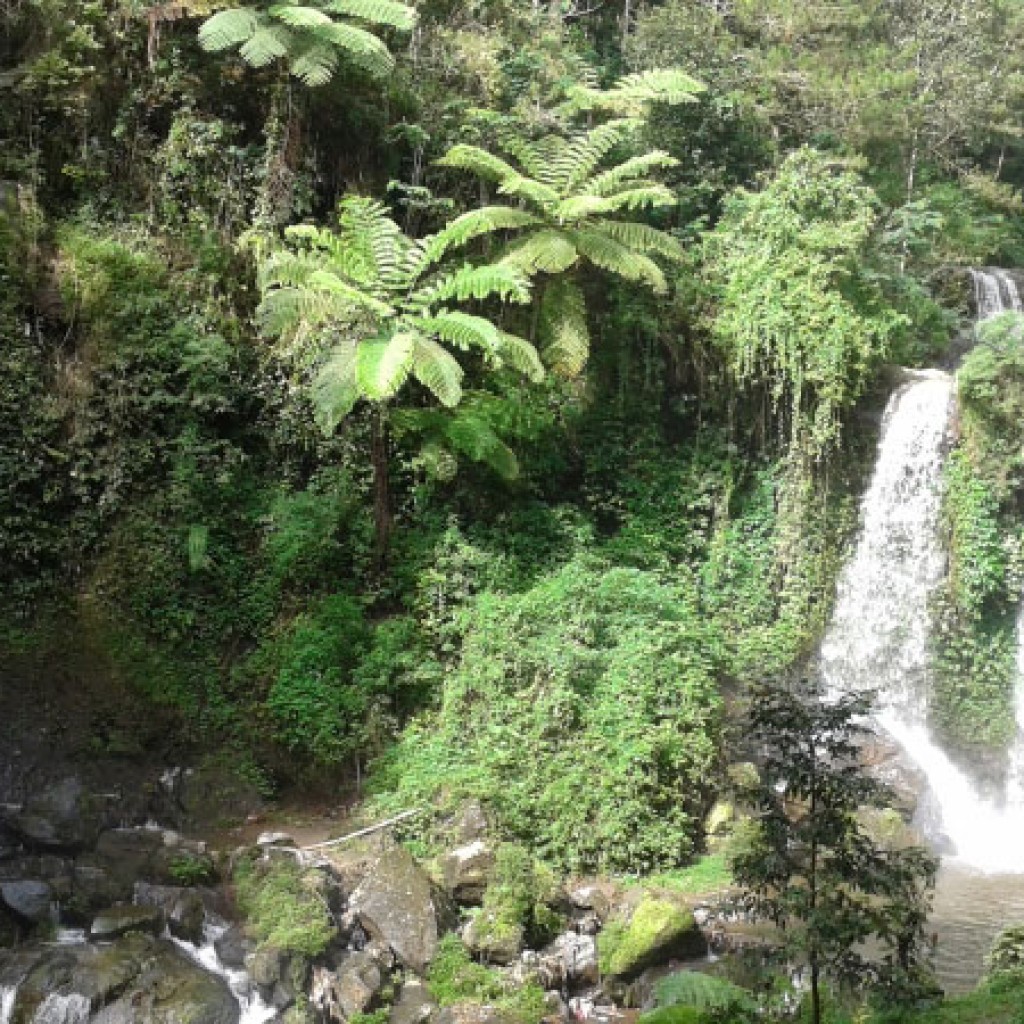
[560,68,705,117]
[438,100,687,375]
[259,195,542,428]
[198,0,415,84]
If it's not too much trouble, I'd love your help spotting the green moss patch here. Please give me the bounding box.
[599,898,704,979]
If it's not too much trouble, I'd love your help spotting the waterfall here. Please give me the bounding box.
[31,994,90,1024]
[821,268,1024,872]
[972,267,1022,319]
[171,922,276,1024]
[0,985,16,1024]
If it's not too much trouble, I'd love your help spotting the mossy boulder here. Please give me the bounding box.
[88,903,164,941]
[598,899,706,980]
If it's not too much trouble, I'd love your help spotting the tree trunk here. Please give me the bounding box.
[809,741,820,1024]
[371,404,392,569]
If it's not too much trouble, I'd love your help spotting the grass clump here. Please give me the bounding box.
[624,853,733,896]
[234,857,336,957]
[426,936,545,1024]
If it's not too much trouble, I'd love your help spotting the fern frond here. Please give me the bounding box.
[500,230,579,276]
[559,119,637,194]
[198,7,258,51]
[555,195,615,223]
[540,278,589,376]
[415,264,532,307]
[356,332,415,399]
[498,332,546,382]
[312,341,360,431]
[322,0,416,31]
[569,227,668,293]
[314,19,394,75]
[415,207,541,272]
[564,68,705,116]
[497,174,560,211]
[337,196,407,286]
[269,4,333,30]
[592,221,686,263]
[503,135,570,189]
[601,184,677,212]
[584,151,680,197]
[603,68,705,110]
[239,23,292,66]
[421,311,502,355]
[306,269,395,316]
[446,412,519,480]
[437,145,519,185]
[412,336,464,407]
[655,972,755,1014]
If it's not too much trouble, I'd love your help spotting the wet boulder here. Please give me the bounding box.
[1,778,109,852]
[249,945,311,1010]
[214,924,253,970]
[462,911,523,966]
[441,841,494,906]
[2,933,238,1024]
[311,942,394,1022]
[0,880,52,925]
[349,846,444,973]
[390,978,438,1024]
[88,903,164,941]
[598,898,706,981]
[539,931,599,989]
[134,883,205,944]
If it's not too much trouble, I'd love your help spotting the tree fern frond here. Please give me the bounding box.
[601,184,678,212]
[556,195,616,223]
[269,4,333,30]
[198,7,258,51]
[570,228,668,293]
[500,230,579,275]
[238,23,292,66]
[503,135,570,189]
[314,19,394,75]
[563,68,705,116]
[592,221,687,263]
[559,119,637,193]
[289,41,342,88]
[540,278,589,376]
[603,68,705,109]
[497,174,560,210]
[356,332,415,399]
[437,145,520,185]
[416,264,532,306]
[306,269,395,316]
[322,0,416,31]
[337,196,407,285]
[412,336,464,407]
[312,341,360,431]
[584,151,680,197]
[446,412,519,480]
[415,207,541,271]
[498,331,546,382]
[421,311,502,355]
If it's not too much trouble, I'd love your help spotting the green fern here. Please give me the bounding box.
[654,971,755,1016]
[258,195,542,433]
[438,100,687,375]
[198,0,415,84]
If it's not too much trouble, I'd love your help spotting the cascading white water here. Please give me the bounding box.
[171,922,276,1024]
[971,267,1022,319]
[0,985,16,1024]
[31,993,90,1024]
[821,268,1024,873]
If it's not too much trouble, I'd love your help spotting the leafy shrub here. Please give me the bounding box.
[371,558,722,872]
[234,857,336,957]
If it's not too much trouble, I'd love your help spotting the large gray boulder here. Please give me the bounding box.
[440,842,494,906]
[1,933,238,1024]
[1,778,109,852]
[133,883,205,944]
[311,942,394,1022]
[0,880,52,924]
[349,847,443,973]
[390,979,438,1024]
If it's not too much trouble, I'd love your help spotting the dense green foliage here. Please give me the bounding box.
[932,311,1024,763]
[2,11,1024,1022]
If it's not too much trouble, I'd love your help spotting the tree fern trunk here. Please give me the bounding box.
[371,404,392,569]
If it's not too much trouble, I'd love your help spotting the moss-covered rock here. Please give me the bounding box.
[598,899,706,980]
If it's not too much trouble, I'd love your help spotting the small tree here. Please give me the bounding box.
[730,681,938,1023]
